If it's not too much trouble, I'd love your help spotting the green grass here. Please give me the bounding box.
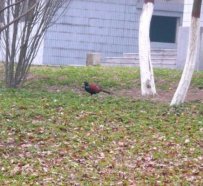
[0,66,203,185]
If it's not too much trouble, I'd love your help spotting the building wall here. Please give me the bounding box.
[43,0,183,66]
[43,0,183,65]
[177,0,203,70]
[0,0,184,67]
[182,0,203,27]
[43,0,138,66]
[137,0,183,49]
[32,25,45,65]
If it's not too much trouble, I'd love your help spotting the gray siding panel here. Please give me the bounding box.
[43,0,183,66]
[43,0,138,65]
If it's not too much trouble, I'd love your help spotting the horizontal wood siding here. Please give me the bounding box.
[43,0,138,66]
[42,0,183,66]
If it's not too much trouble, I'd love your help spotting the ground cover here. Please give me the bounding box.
[0,66,202,185]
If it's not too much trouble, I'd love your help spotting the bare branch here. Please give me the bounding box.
[0,0,25,14]
[0,0,39,32]
[1,0,72,88]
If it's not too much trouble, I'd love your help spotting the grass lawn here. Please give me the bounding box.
[0,66,203,185]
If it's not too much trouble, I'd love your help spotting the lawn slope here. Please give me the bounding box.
[0,66,202,185]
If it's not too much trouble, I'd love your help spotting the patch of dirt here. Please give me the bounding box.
[47,85,84,95]
[46,84,203,104]
[26,73,48,81]
[115,87,203,103]
[26,73,203,103]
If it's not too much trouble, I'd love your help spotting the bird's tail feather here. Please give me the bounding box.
[102,89,111,94]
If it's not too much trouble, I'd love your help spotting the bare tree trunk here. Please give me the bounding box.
[139,0,156,96]
[7,0,21,87]
[170,0,202,106]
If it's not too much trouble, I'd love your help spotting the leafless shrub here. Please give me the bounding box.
[0,0,71,88]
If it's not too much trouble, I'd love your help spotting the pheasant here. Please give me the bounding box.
[83,81,111,95]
